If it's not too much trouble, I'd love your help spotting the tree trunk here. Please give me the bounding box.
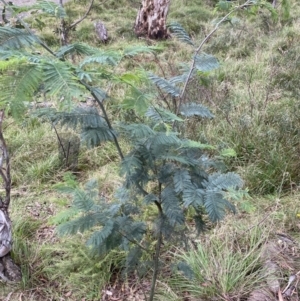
[0,111,21,283]
[134,0,170,39]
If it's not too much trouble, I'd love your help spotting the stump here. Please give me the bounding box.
[94,20,108,43]
[0,254,22,283]
[134,0,170,39]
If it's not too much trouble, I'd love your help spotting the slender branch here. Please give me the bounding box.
[149,227,162,301]
[117,230,149,252]
[66,141,71,166]
[69,0,95,30]
[79,81,125,160]
[149,181,163,301]
[173,0,253,127]
[52,124,67,158]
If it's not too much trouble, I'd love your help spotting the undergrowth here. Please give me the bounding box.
[0,0,299,300]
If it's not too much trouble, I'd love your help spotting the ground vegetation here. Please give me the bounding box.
[0,0,299,300]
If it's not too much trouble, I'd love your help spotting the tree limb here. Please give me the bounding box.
[68,0,95,30]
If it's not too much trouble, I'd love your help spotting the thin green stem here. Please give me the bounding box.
[79,82,124,161]
[172,0,253,129]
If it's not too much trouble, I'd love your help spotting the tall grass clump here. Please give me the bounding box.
[170,225,269,300]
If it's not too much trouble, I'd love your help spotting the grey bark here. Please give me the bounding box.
[0,111,21,283]
[94,20,108,43]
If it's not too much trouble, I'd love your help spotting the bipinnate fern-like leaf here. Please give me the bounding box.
[118,123,155,141]
[56,43,98,58]
[57,181,112,236]
[182,185,204,208]
[80,51,121,68]
[168,22,194,46]
[121,86,150,115]
[158,163,175,185]
[173,169,192,194]
[35,106,102,129]
[147,133,182,159]
[169,73,189,85]
[118,218,146,243]
[58,212,103,235]
[86,220,115,250]
[123,45,163,57]
[146,106,183,124]
[78,109,107,131]
[203,172,243,222]
[87,217,146,255]
[72,188,95,212]
[43,60,83,104]
[204,191,235,222]
[34,0,67,18]
[120,156,143,178]
[144,193,159,204]
[0,27,38,49]
[148,73,181,97]
[180,103,214,118]
[122,130,181,159]
[88,228,123,255]
[0,61,43,118]
[76,69,92,83]
[162,187,185,227]
[159,154,194,166]
[206,172,244,191]
[36,106,115,148]
[151,132,180,147]
[50,207,79,225]
[36,105,115,147]
[81,126,115,148]
[194,53,220,72]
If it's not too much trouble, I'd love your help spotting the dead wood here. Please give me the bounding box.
[134,0,170,39]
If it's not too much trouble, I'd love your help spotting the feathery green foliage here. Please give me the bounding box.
[0,27,38,49]
[168,22,194,46]
[57,113,244,283]
[35,106,115,147]
[148,73,181,97]
[0,2,250,300]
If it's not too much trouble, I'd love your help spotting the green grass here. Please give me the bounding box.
[170,225,268,300]
[1,0,300,299]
